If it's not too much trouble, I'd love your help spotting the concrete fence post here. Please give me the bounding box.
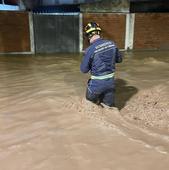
[79,13,83,52]
[125,13,135,50]
[29,12,35,54]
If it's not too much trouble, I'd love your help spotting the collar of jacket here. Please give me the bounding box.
[90,38,102,45]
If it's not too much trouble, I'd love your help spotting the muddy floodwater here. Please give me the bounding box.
[0,51,169,170]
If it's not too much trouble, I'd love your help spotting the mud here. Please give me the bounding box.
[0,51,169,170]
[121,81,169,132]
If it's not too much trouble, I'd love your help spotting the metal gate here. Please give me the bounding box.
[33,13,79,53]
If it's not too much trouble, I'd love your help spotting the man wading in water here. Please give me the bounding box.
[80,22,123,108]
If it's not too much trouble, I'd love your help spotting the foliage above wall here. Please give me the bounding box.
[80,0,129,13]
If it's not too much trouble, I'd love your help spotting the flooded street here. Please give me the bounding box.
[0,51,169,170]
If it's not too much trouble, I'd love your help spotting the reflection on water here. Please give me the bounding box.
[0,51,169,170]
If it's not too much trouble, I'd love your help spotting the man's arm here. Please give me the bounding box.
[115,47,123,63]
[80,50,91,73]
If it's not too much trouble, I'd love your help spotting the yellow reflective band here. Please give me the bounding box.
[86,27,101,33]
[91,73,115,80]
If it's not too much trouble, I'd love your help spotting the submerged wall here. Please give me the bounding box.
[82,13,169,51]
[0,11,169,54]
[0,11,30,53]
[83,13,126,49]
[134,13,169,50]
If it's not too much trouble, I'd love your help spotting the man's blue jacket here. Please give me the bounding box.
[80,38,122,94]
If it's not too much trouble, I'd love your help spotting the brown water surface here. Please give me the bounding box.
[0,51,169,170]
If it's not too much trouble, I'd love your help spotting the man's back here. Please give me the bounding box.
[80,38,122,76]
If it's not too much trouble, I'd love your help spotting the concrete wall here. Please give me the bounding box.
[0,11,30,53]
[134,13,169,50]
[83,13,126,49]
